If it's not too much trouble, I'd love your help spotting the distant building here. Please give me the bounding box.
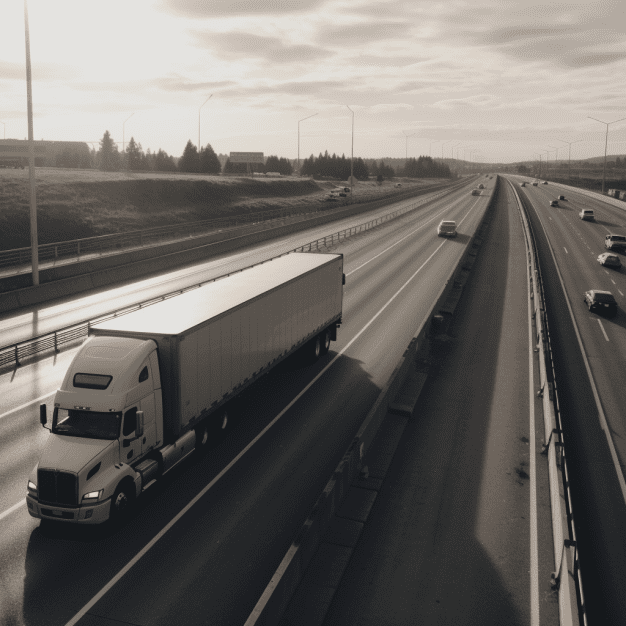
[0,139,91,168]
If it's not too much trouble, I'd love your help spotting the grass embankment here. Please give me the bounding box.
[0,168,435,251]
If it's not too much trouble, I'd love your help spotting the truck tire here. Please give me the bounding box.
[110,480,135,523]
[195,423,210,453]
[320,328,331,356]
[309,334,322,363]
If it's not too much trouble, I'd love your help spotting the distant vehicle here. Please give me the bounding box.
[558,195,565,200]
[579,209,594,221]
[549,200,559,207]
[605,234,626,252]
[584,290,617,318]
[27,253,345,526]
[437,220,457,237]
[521,182,526,187]
[542,181,548,184]
[597,253,622,268]
[478,183,485,189]
[532,182,539,186]
[395,183,402,188]
[335,187,350,193]
[471,189,481,196]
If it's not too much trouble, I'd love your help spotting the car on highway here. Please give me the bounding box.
[395,183,402,188]
[605,234,626,252]
[549,200,559,207]
[579,209,595,221]
[542,181,549,184]
[558,195,566,200]
[437,220,457,237]
[521,182,526,187]
[478,183,485,189]
[597,253,622,268]
[471,189,481,196]
[584,290,618,317]
[532,182,539,186]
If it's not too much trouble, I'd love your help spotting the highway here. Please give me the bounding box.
[506,175,626,625]
[0,178,494,625]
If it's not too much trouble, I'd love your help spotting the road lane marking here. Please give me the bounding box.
[604,270,609,275]
[0,391,56,421]
[0,499,25,522]
[63,217,462,626]
[611,279,616,285]
[526,225,540,626]
[597,319,610,342]
[563,247,568,254]
[347,195,480,276]
[619,290,624,297]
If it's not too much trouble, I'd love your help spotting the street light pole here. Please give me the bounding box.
[346,105,354,198]
[198,94,213,171]
[543,150,550,177]
[298,112,318,173]
[557,139,582,182]
[403,131,415,160]
[587,116,626,194]
[441,139,453,159]
[24,0,38,285]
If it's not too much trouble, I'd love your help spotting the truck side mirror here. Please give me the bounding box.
[136,411,144,438]
[40,404,47,427]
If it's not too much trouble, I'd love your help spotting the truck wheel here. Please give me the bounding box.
[195,423,210,453]
[110,480,135,523]
[310,334,322,362]
[320,329,331,356]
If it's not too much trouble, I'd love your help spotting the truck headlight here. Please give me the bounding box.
[27,480,37,495]
[82,490,103,502]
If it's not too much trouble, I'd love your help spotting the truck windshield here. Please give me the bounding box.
[52,408,121,440]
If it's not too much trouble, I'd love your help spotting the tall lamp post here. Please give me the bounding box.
[403,131,415,160]
[543,150,550,177]
[557,139,582,182]
[441,139,453,159]
[24,0,38,285]
[587,116,626,194]
[346,105,354,198]
[298,112,318,173]
[548,145,560,176]
[199,94,213,170]
[122,112,134,168]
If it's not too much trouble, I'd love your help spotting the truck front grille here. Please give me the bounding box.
[38,469,77,506]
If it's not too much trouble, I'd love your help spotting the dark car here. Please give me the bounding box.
[542,181,549,184]
[584,290,617,317]
[558,195,565,200]
[549,200,559,207]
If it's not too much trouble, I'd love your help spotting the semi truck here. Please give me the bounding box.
[27,252,344,525]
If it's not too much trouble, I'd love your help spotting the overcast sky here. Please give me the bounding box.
[2,0,626,163]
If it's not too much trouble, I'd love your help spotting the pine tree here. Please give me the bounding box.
[126,137,142,171]
[179,140,199,173]
[199,143,222,174]
[98,130,119,171]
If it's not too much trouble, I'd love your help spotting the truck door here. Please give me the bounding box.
[140,393,156,455]
[121,407,142,463]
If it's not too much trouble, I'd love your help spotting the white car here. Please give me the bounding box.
[597,253,621,268]
[437,220,457,237]
[579,209,594,221]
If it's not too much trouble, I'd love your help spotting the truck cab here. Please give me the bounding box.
[27,336,162,524]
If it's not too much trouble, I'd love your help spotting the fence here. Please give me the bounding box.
[0,182,462,370]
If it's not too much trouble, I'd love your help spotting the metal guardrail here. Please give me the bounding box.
[0,183,454,274]
[0,181,467,370]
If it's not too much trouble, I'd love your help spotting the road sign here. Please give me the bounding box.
[230,152,264,163]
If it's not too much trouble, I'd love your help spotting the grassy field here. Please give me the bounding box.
[0,168,438,251]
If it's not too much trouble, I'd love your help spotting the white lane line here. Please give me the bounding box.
[597,319,610,342]
[0,391,56,421]
[563,247,568,254]
[619,290,624,297]
[64,225,456,626]
[347,195,480,276]
[604,270,609,275]
[527,229,540,626]
[611,279,616,285]
[0,499,25,522]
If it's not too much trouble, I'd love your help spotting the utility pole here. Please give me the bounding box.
[298,113,318,173]
[24,0,38,285]
[346,105,354,199]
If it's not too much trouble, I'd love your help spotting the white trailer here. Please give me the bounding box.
[27,253,344,525]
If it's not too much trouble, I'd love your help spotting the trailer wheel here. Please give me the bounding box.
[195,423,210,453]
[320,328,331,356]
[110,480,135,523]
[309,334,322,362]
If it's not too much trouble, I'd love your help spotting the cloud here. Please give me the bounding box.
[315,21,413,46]
[190,31,333,64]
[432,94,500,110]
[368,103,414,113]
[159,0,324,17]
[0,60,81,82]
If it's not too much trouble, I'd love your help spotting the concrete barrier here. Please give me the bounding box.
[1,180,470,314]
[245,178,500,626]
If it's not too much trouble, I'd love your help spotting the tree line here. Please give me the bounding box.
[53,131,453,179]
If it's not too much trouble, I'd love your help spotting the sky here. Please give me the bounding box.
[2,0,626,164]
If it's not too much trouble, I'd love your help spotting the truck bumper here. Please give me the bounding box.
[26,495,111,524]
